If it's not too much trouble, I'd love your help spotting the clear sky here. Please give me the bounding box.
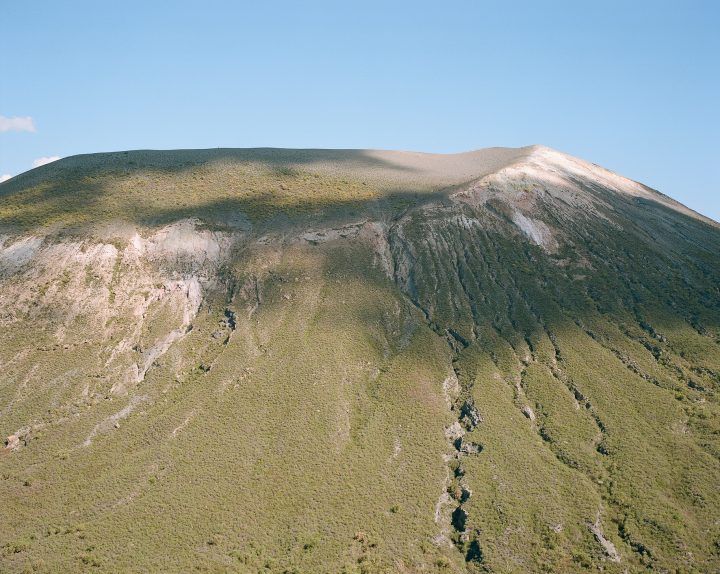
[1,1,718,220]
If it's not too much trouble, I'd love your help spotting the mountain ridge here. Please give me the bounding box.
[1,145,719,573]
[3,144,715,229]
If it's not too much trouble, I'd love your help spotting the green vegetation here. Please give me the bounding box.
[0,163,379,230]
[0,148,718,572]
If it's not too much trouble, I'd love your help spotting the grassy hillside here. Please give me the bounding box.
[0,147,718,573]
[0,147,527,231]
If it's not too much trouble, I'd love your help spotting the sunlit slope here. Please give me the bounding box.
[1,146,718,573]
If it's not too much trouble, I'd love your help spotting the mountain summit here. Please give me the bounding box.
[1,147,719,573]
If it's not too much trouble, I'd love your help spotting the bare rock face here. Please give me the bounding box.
[459,400,482,430]
[522,405,536,421]
[589,516,621,562]
[4,434,20,451]
[4,427,30,451]
[0,218,234,400]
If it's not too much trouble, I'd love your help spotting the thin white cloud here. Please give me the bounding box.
[32,156,61,168]
[0,115,36,133]
[0,174,12,183]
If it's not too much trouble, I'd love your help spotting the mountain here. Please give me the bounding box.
[1,145,718,573]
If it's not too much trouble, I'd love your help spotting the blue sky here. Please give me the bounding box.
[2,1,718,220]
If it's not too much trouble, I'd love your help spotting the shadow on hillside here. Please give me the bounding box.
[0,148,717,257]
[0,149,466,233]
[0,148,421,193]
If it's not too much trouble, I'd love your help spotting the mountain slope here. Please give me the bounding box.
[1,146,719,573]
